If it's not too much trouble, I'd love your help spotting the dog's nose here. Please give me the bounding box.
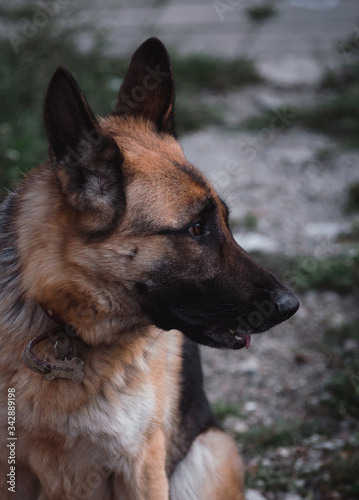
[274,289,299,320]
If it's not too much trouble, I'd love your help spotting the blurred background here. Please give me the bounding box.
[1,0,359,498]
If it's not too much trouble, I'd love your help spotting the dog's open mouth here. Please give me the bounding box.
[171,307,253,350]
[229,329,251,349]
[202,328,252,350]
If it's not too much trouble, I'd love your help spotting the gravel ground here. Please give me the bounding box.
[181,103,359,257]
[201,290,356,428]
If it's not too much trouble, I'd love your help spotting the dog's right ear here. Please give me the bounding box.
[114,38,176,137]
[44,67,125,235]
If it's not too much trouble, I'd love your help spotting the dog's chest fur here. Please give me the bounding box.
[69,378,156,459]
[13,330,182,474]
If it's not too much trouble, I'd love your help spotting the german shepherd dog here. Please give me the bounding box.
[0,38,299,500]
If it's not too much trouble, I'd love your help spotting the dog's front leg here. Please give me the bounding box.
[114,428,169,500]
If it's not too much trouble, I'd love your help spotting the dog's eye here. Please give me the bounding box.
[189,221,206,237]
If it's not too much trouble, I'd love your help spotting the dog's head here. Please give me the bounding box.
[21,38,298,348]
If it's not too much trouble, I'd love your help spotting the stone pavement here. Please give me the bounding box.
[3,0,359,84]
[77,0,359,84]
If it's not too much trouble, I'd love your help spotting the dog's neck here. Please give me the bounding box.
[0,190,157,380]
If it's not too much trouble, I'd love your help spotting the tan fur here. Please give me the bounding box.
[171,428,245,500]
[1,323,184,499]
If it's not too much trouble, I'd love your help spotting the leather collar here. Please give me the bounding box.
[22,305,84,383]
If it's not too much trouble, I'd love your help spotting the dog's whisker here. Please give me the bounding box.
[145,329,166,352]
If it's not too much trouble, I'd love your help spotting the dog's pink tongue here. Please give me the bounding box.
[245,334,251,349]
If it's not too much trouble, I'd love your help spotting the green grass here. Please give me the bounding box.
[171,52,262,93]
[303,58,359,147]
[346,182,359,213]
[295,318,359,498]
[238,419,359,497]
[175,93,224,133]
[214,400,359,496]
[291,253,359,294]
[243,92,359,148]
[315,317,359,420]
[245,5,277,22]
[251,251,359,295]
[242,211,258,231]
[337,222,359,245]
[318,447,359,498]
[0,3,41,20]
[245,461,291,492]
[238,421,306,453]
[229,212,258,232]
[324,316,359,346]
[298,88,359,147]
[239,421,324,493]
[243,60,359,147]
[237,373,359,495]
[211,400,243,423]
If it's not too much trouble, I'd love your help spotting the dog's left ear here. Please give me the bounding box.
[44,67,125,236]
[114,37,176,137]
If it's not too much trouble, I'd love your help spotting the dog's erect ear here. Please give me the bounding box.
[44,67,125,234]
[44,66,99,162]
[114,37,176,137]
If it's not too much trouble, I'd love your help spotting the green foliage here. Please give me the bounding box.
[211,400,243,423]
[338,222,359,244]
[239,420,359,497]
[171,53,262,93]
[243,211,258,231]
[175,94,224,133]
[238,423,296,452]
[346,182,359,213]
[317,317,359,420]
[250,251,359,295]
[290,253,359,294]
[243,60,359,148]
[245,5,277,22]
[320,447,359,498]
[296,87,359,147]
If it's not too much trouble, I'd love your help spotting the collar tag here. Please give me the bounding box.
[44,354,84,384]
[22,316,85,384]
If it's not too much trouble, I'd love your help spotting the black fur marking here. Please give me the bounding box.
[137,234,299,350]
[135,282,149,296]
[44,67,98,163]
[179,337,214,429]
[167,337,217,477]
